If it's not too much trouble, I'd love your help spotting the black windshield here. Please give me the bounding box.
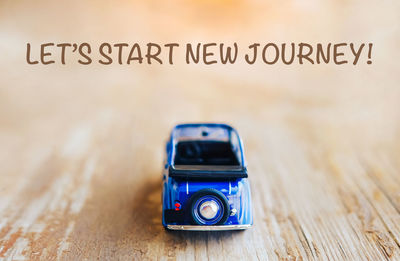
[174,141,240,166]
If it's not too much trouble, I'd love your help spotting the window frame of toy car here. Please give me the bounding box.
[169,124,246,168]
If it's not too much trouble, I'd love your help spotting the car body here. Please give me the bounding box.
[162,123,253,231]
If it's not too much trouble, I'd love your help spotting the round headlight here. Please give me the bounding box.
[199,200,219,219]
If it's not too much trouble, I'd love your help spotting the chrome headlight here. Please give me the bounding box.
[199,200,219,219]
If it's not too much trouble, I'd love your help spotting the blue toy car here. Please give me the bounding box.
[162,123,253,231]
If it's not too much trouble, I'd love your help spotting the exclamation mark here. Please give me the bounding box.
[367,43,373,64]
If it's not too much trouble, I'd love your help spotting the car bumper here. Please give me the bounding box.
[166,224,252,231]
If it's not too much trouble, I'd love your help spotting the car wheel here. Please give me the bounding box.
[189,188,230,225]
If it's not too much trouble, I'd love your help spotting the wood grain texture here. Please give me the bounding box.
[0,0,399,260]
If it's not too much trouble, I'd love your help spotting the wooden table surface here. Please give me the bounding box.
[0,0,399,260]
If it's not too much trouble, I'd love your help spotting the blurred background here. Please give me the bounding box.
[0,0,399,259]
[0,0,399,143]
[1,0,398,154]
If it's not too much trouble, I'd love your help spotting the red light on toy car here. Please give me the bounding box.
[174,202,181,211]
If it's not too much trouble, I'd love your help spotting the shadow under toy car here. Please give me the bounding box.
[162,123,253,231]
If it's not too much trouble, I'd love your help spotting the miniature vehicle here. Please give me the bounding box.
[162,123,253,231]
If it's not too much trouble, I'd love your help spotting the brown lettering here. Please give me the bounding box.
[350,43,365,65]
[220,43,238,64]
[146,43,162,64]
[57,43,71,65]
[164,43,179,65]
[99,43,112,65]
[41,43,55,65]
[26,43,38,65]
[316,43,331,64]
[297,43,314,64]
[186,43,201,64]
[282,43,295,65]
[127,43,143,64]
[114,43,128,65]
[245,43,259,64]
[78,43,92,65]
[203,43,217,65]
[333,43,348,65]
[262,43,279,64]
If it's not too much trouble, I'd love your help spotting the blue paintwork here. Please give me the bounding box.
[162,123,253,228]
